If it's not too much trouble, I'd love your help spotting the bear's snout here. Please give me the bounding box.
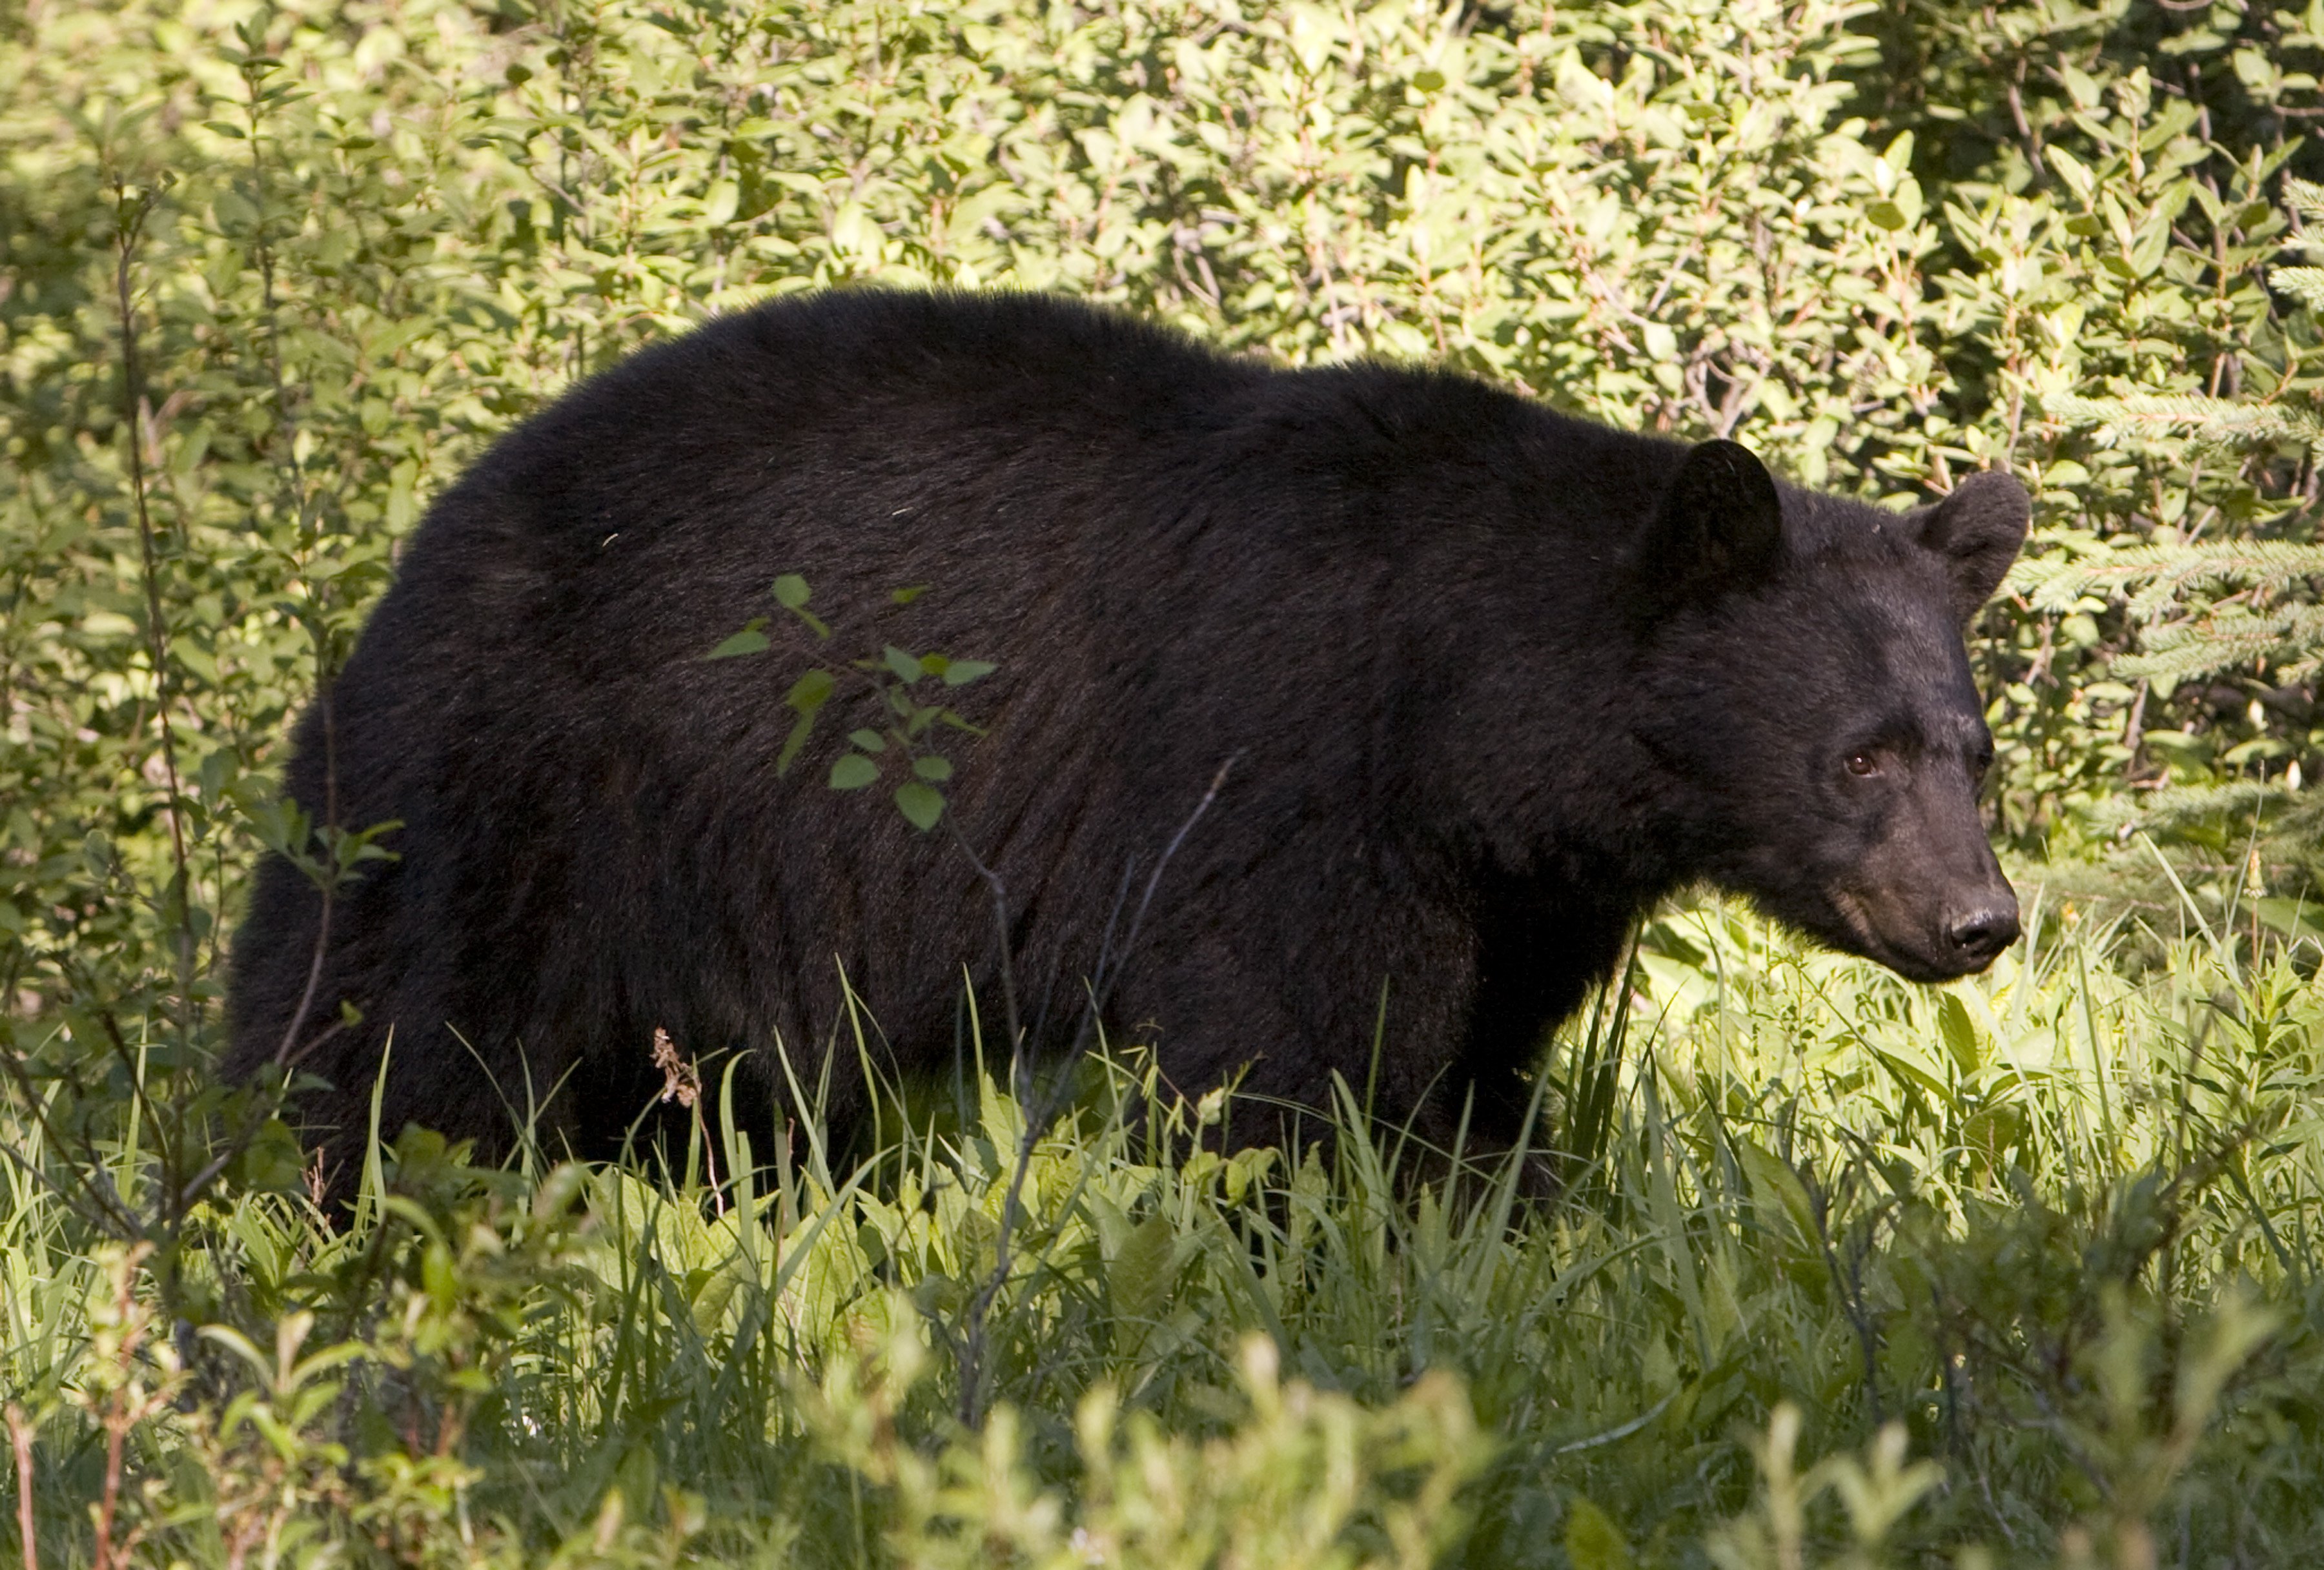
[1943,901,2020,970]
[1856,862,2021,982]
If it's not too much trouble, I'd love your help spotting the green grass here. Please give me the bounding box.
[5,896,2322,1569]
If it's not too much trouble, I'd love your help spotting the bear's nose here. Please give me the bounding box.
[1946,905,2020,966]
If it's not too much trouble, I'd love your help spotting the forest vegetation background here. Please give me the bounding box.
[6,0,2324,1565]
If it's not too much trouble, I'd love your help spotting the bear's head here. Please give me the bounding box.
[1630,441,2030,983]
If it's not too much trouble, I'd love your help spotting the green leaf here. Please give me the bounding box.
[1562,1496,1634,1570]
[2046,145,2094,205]
[829,754,878,790]
[2129,211,2172,278]
[1108,1210,1178,1330]
[1937,992,1982,1074]
[941,658,997,687]
[1734,1139,1819,1251]
[1892,176,1924,227]
[775,712,817,777]
[847,728,887,753]
[777,672,832,774]
[1874,1047,1949,1101]
[912,754,953,782]
[890,584,929,605]
[785,668,834,715]
[893,781,944,830]
[706,620,770,659]
[772,575,828,638]
[882,644,923,682]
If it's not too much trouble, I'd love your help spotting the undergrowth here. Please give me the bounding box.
[5,901,2322,1569]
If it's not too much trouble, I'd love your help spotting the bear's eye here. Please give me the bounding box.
[1844,751,1879,778]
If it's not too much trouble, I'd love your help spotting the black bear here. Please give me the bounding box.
[227,290,2028,1187]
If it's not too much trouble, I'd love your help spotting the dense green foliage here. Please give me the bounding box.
[5,0,2324,1564]
[12,908,2324,1568]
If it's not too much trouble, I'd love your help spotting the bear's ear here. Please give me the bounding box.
[1914,471,2030,624]
[1629,439,1784,625]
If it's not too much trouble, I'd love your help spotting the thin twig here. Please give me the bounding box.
[272,700,343,1076]
[1073,751,1244,1060]
[943,823,1025,1076]
[1117,756,1240,1003]
[168,1026,347,1216]
[953,754,1239,1425]
[112,182,198,1054]
[6,1403,34,1570]
[0,1039,143,1238]
[183,697,352,1219]
[112,188,188,915]
[88,1245,154,1570]
[110,178,242,1283]
[94,1009,174,1188]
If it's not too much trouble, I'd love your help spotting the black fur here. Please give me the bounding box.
[227,291,2026,1184]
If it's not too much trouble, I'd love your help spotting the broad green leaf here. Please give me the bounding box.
[784,668,834,715]
[893,781,944,830]
[1937,992,1982,1074]
[2048,145,2094,204]
[911,754,952,782]
[773,574,811,610]
[1874,1047,1948,1101]
[941,659,997,687]
[829,754,878,791]
[882,644,922,683]
[848,728,886,753]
